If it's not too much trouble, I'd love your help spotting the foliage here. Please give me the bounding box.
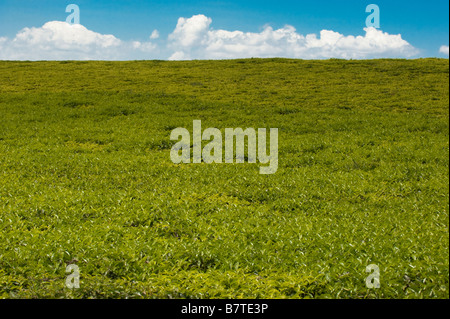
[0,58,448,299]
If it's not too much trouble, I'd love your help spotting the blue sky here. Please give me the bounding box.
[0,0,448,60]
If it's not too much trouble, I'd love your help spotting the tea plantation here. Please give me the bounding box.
[0,58,448,298]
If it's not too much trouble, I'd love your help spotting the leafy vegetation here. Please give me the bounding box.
[0,58,448,299]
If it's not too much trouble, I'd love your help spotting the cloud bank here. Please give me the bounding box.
[168,15,417,60]
[0,21,157,60]
[0,15,419,60]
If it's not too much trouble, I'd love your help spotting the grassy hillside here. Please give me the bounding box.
[0,58,448,299]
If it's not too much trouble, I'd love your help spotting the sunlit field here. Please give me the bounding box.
[0,58,448,298]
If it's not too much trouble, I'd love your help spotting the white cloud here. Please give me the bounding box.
[15,21,121,49]
[0,15,419,60]
[439,45,449,56]
[150,30,160,40]
[131,40,157,52]
[168,14,418,60]
[169,15,212,48]
[0,21,158,60]
[169,51,190,61]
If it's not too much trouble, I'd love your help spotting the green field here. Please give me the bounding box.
[0,59,448,299]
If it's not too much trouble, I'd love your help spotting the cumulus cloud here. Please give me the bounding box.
[169,51,190,61]
[0,21,158,60]
[150,30,160,40]
[168,14,418,60]
[169,15,212,48]
[439,45,449,56]
[1,15,419,60]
